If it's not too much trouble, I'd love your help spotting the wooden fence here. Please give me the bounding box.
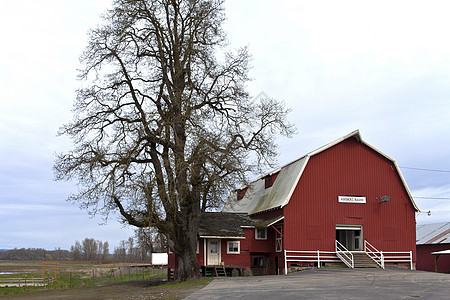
[0,277,54,287]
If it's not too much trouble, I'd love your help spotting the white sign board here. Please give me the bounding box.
[338,196,366,203]
[151,253,168,265]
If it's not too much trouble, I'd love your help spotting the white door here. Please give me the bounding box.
[207,239,221,265]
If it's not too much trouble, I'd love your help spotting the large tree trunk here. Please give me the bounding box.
[176,246,200,281]
[172,209,201,281]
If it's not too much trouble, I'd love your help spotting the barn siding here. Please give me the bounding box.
[284,137,416,260]
[218,236,251,268]
[245,227,276,253]
[417,244,450,273]
[168,228,282,275]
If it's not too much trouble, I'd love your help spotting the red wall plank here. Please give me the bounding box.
[417,244,450,273]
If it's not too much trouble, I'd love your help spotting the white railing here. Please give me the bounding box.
[283,250,341,275]
[382,251,414,270]
[284,242,414,275]
[335,240,354,268]
[364,240,384,269]
[364,240,413,270]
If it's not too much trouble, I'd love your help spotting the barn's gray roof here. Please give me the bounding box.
[417,222,450,245]
[222,130,419,215]
[198,212,256,238]
[222,157,306,214]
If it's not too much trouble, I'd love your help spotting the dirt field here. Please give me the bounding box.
[1,278,211,299]
[0,261,211,299]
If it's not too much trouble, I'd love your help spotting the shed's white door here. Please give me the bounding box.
[207,239,221,265]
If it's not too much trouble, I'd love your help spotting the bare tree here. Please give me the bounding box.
[97,240,104,260]
[102,241,110,261]
[70,241,82,261]
[114,240,127,262]
[54,0,294,281]
[127,237,137,261]
[82,238,98,261]
[135,228,152,261]
[135,227,166,262]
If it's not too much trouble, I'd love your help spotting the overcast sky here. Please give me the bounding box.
[1,0,450,251]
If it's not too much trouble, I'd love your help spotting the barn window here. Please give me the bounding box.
[237,187,247,200]
[227,241,240,254]
[264,172,279,189]
[252,256,265,266]
[255,228,267,240]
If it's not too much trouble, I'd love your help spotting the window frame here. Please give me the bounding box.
[255,228,267,240]
[227,241,240,254]
[275,225,283,252]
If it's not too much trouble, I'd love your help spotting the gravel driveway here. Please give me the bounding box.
[185,268,450,299]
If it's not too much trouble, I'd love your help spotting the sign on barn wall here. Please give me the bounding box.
[338,196,366,203]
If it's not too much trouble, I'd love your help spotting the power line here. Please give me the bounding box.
[399,166,450,173]
[397,166,450,200]
[413,196,450,200]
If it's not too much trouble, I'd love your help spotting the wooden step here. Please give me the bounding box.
[352,253,380,268]
[168,268,175,281]
[214,266,227,277]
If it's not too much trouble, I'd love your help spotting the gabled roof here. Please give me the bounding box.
[222,130,419,215]
[222,156,307,214]
[417,222,450,245]
[254,216,284,228]
[198,212,256,238]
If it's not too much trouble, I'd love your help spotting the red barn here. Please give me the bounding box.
[168,130,419,277]
[416,222,450,273]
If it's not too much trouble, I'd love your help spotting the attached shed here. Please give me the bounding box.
[416,222,450,273]
[168,130,419,277]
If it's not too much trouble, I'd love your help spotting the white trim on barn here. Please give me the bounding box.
[199,235,246,239]
[265,216,285,227]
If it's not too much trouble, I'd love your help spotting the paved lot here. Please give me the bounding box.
[185,268,450,299]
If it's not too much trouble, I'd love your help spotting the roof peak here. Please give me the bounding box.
[244,130,363,185]
[223,130,419,214]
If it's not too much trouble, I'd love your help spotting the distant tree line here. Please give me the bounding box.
[0,248,70,260]
[0,229,165,262]
[0,228,166,262]
[70,228,166,262]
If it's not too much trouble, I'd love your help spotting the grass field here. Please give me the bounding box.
[0,260,211,299]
